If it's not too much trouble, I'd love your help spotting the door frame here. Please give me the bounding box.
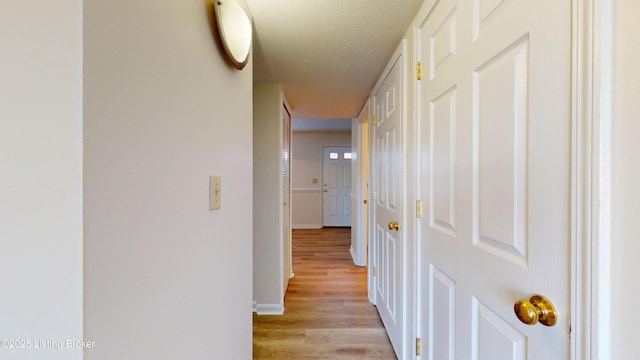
[407,0,610,358]
[352,100,371,267]
[283,103,293,281]
[570,0,612,357]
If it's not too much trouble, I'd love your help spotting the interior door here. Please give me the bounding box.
[417,0,571,359]
[322,146,352,227]
[373,56,404,358]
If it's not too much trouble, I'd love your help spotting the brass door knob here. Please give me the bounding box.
[514,295,557,326]
[388,221,399,231]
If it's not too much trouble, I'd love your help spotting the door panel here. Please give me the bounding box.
[472,298,526,360]
[429,265,455,360]
[474,37,529,265]
[418,0,571,358]
[431,86,457,237]
[373,55,404,358]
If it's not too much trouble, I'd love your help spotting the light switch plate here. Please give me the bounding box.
[209,175,221,210]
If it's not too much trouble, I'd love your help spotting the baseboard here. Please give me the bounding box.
[349,246,366,267]
[292,224,322,229]
[253,302,285,315]
[349,246,358,265]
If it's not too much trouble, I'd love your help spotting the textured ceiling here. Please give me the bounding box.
[247,0,424,119]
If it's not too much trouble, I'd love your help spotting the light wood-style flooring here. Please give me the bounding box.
[253,228,397,359]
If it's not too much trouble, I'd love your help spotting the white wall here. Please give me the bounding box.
[609,0,640,358]
[253,83,287,313]
[83,0,253,358]
[0,2,83,360]
[291,131,351,227]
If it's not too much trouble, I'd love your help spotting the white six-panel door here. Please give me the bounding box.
[372,55,405,358]
[417,0,572,359]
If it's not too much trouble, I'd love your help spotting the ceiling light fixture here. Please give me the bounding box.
[211,0,252,70]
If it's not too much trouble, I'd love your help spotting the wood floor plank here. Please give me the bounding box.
[253,228,397,359]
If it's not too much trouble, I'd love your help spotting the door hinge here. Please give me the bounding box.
[373,266,377,277]
[416,337,422,356]
[416,200,423,218]
[416,61,423,80]
[364,199,368,204]
[372,114,377,125]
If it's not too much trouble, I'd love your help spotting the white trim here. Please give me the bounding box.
[353,99,373,294]
[367,96,376,305]
[399,38,413,360]
[253,302,285,315]
[571,0,609,358]
[593,0,612,356]
[282,98,293,308]
[357,104,370,268]
[349,246,363,267]
[412,15,422,359]
[277,90,286,312]
[594,0,612,357]
[291,187,322,193]
[411,10,425,359]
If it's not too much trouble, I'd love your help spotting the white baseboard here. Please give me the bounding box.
[292,224,322,229]
[349,246,358,265]
[253,302,284,315]
[350,246,366,267]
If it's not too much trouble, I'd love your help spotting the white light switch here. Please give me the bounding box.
[209,175,221,210]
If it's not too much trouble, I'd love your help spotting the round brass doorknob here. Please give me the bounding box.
[514,295,557,326]
[388,221,399,231]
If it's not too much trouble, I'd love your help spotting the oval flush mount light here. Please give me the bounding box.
[212,0,252,70]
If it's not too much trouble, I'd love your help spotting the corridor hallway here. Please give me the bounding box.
[253,228,397,359]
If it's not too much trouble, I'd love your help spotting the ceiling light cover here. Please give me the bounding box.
[212,0,252,70]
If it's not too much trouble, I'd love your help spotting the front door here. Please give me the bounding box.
[417,0,572,359]
[372,54,404,358]
[322,146,352,227]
